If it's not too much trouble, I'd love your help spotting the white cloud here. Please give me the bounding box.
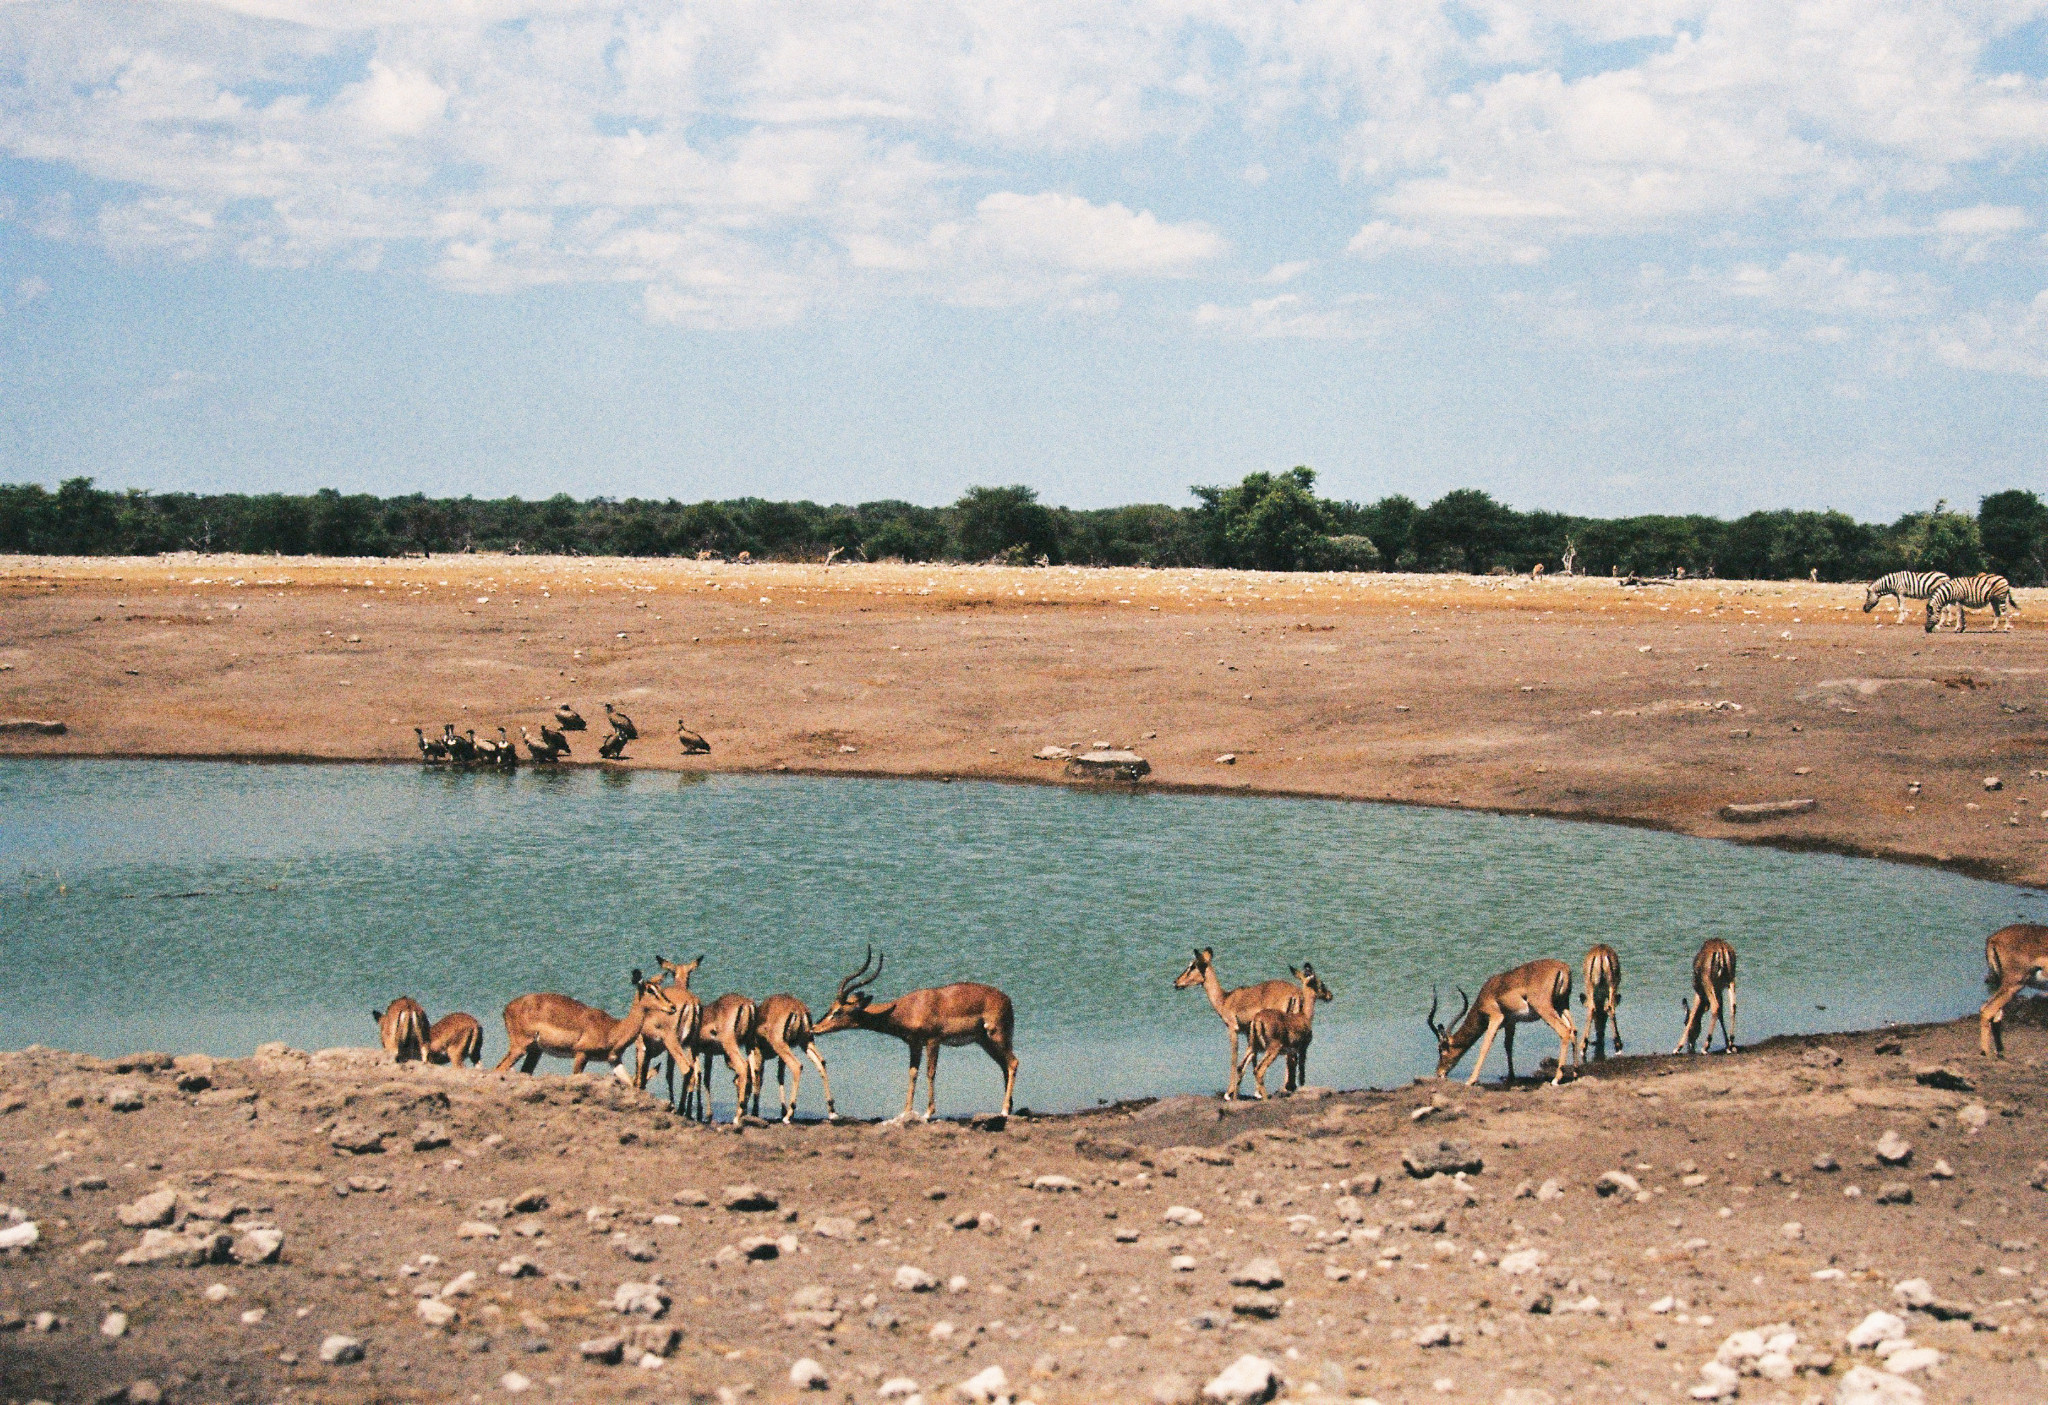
[1193,293,1389,340]
[967,191,1223,275]
[1933,290,2048,378]
[345,60,446,138]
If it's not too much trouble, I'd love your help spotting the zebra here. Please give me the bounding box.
[1864,570,1952,626]
[1925,573,2020,633]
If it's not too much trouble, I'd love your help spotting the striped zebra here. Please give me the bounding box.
[1864,570,1952,626]
[1925,573,2020,633]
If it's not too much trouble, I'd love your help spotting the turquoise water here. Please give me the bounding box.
[1,760,2040,1118]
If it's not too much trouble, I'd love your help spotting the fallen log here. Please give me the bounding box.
[0,719,67,735]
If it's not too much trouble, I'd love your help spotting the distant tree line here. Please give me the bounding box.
[2,473,2044,586]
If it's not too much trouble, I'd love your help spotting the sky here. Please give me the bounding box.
[1,1,2046,519]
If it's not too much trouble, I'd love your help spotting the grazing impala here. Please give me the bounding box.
[1427,959,1578,1086]
[812,947,1018,1123]
[1577,944,1624,1062]
[492,974,678,1074]
[1173,947,1314,1100]
[373,997,429,1063]
[425,1012,484,1066]
[630,955,706,1114]
[748,993,838,1123]
[1675,938,1738,1054]
[1242,965,1334,1099]
[1980,923,2048,1057]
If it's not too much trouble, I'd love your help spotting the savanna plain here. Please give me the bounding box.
[2,554,2046,1405]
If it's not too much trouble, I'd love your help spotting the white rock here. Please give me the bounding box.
[1498,1248,1547,1276]
[1846,1311,1907,1349]
[894,1265,939,1292]
[1891,1278,1934,1308]
[1535,1179,1565,1202]
[1835,1364,1925,1404]
[1333,1195,1365,1223]
[500,1371,532,1393]
[789,1357,829,1390]
[1781,1221,1804,1240]
[318,1334,365,1364]
[1756,1353,1796,1381]
[1031,1175,1080,1193]
[1201,1354,1281,1405]
[1716,1329,1768,1364]
[1874,1131,1912,1166]
[1412,1322,1456,1347]
[1883,1347,1941,1376]
[946,1274,969,1294]
[1688,1360,1739,1400]
[956,1365,1011,1402]
[1649,1296,1675,1314]
[0,1221,39,1250]
[1595,1171,1642,1198]
[203,1283,234,1302]
[879,1379,921,1400]
[611,1282,670,1318]
[100,1311,128,1338]
[417,1299,457,1327]
[440,1270,480,1298]
[1162,1206,1205,1227]
[1169,1255,1197,1272]
[1956,1102,1989,1133]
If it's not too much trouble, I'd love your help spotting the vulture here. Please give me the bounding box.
[414,727,448,762]
[521,727,558,763]
[539,723,571,756]
[676,720,711,755]
[554,704,587,732]
[598,730,630,761]
[471,729,500,764]
[603,703,638,741]
[448,727,477,763]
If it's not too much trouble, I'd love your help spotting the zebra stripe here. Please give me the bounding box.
[1925,573,2020,632]
[1865,571,1952,625]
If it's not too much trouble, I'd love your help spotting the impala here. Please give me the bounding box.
[630,955,706,1114]
[373,997,429,1063]
[1576,944,1624,1062]
[492,973,679,1074]
[1426,959,1578,1086]
[748,993,838,1123]
[425,1012,484,1066]
[1243,965,1334,1099]
[683,992,758,1124]
[1980,923,2048,1058]
[812,947,1018,1123]
[1675,938,1738,1054]
[1173,946,1314,1100]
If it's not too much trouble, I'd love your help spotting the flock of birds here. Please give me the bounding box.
[411,702,711,767]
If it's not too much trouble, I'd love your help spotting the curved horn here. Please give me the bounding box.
[1426,985,1442,1039]
[835,945,879,1001]
[1455,987,1472,1024]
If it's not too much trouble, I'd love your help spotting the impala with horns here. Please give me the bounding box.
[492,973,678,1075]
[373,997,430,1063]
[812,948,1018,1123]
[1675,938,1739,1055]
[425,1011,484,1066]
[748,993,838,1123]
[1173,947,1316,1100]
[1576,944,1624,1062]
[1426,959,1578,1086]
[1242,965,1334,1099]
[1979,923,2048,1058]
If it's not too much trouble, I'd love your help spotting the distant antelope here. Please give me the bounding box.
[1426,959,1578,1086]
[492,974,678,1075]
[373,997,430,1063]
[1675,938,1738,1054]
[1577,944,1624,1061]
[1980,923,2048,1057]
[425,1012,483,1066]
[813,947,1018,1123]
[1173,947,1314,1100]
[748,994,838,1123]
[1243,965,1334,1099]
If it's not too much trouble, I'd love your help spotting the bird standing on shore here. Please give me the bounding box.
[677,720,711,754]
[554,704,587,731]
[540,723,571,756]
[603,703,638,741]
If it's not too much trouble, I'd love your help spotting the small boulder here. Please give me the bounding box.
[1874,1131,1912,1166]
[579,1336,625,1365]
[231,1228,283,1265]
[1031,1175,1081,1193]
[611,1282,670,1318]
[416,1299,457,1327]
[957,1365,1009,1402]
[328,1121,387,1155]
[790,1358,829,1390]
[116,1190,178,1229]
[1835,1363,1925,1404]
[895,1264,939,1292]
[722,1183,777,1211]
[1402,1141,1482,1178]
[1201,1354,1280,1405]
[1227,1258,1284,1290]
[1594,1171,1643,1198]
[318,1334,365,1364]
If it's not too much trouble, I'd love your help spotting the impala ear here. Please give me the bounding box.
[371,1009,381,1024]
[631,967,645,985]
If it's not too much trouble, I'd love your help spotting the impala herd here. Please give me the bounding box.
[372,921,2048,1120]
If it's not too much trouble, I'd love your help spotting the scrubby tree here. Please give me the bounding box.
[953,485,1060,562]
[1895,501,1985,577]
[1979,489,2048,586]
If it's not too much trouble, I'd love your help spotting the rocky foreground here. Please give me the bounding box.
[3,1013,2047,1405]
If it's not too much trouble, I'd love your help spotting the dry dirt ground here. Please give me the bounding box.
[0,554,2044,883]
[3,1014,2048,1405]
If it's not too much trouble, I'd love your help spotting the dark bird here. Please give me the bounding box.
[554,704,587,731]
[540,723,571,756]
[603,703,638,741]
[599,729,630,760]
[521,727,558,763]
[447,727,477,763]
[676,720,711,754]
[414,727,448,763]
[471,729,500,764]
[495,726,520,767]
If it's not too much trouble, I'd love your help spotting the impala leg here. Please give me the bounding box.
[1465,1015,1504,1087]
[895,1044,921,1124]
[1610,998,1624,1053]
[780,1051,798,1124]
[745,1048,764,1119]
[1723,982,1739,1053]
[570,1051,589,1075]
[803,1042,838,1120]
[1539,1008,1578,1084]
[1225,1026,1243,1100]
[974,1033,1018,1118]
[923,1041,941,1121]
[1252,1043,1277,1099]
[492,1043,523,1074]
[1502,1021,1517,1084]
[1981,978,2025,1057]
[1675,996,1703,1055]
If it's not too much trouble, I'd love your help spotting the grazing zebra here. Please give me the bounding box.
[1864,571,1951,626]
[1925,573,2020,633]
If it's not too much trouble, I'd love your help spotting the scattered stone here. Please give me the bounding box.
[116,1190,178,1229]
[1536,1179,1566,1201]
[1874,1131,1912,1166]
[510,1187,550,1213]
[117,1228,230,1267]
[100,1311,128,1338]
[1163,1205,1205,1226]
[1927,1159,1955,1181]
[1402,1140,1482,1178]
[126,1382,162,1405]
[1813,1154,1839,1173]
[895,1265,939,1292]
[1214,754,1235,766]
[1835,1364,1924,1404]
[0,1221,40,1250]
[1956,1102,1989,1133]
[1688,1360,1739,1400]
[1498,1248,1547,1276]
[231,1228,283,1264]
[417,1299,457,1327]
[615,1235,659,1262]
[813,1215,857,1239]
[498,1257,539,1278]
[499,1371,531,1393]
[579,1336,625,1365]
[412,1123,451,1151]
[1846,1311,1906,1349]
[318,1334,364,1365]
[1230,1295,1281,1320]
[1065,749,1150,782]
[723,1183,777,1211]
[1202,1354,1280,1405]
[1031,1175,1081,1192]
[957,1365,1011,1402]
[1882,1346,1941,1376]
[105,1085,145,1112]
[630,1324,680,1357]
[1595,1171,1643,1198]
[1227,1257,1284,1289]
[1875,1183,1913,1205]
[457,1221,502,1240]
[1413,1321,1458,1348]
[1983,776,2003,791]
[611,1282,670,1318]
[328,1121,386,1155]
[790,1357,829,1390]
[1035,745,1072,761]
